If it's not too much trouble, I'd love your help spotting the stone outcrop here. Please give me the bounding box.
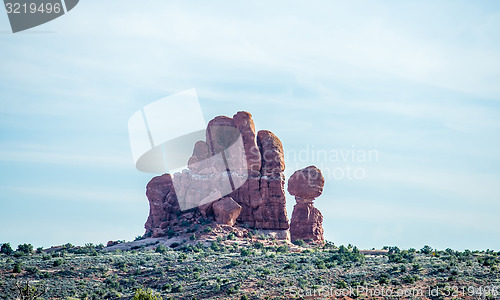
[144,111,289,238]
[288,166,325,243]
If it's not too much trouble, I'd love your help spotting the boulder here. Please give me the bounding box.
[287,165,324,200]
[212,197,242,226]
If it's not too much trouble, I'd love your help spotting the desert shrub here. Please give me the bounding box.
[1,243,13,255]
[323,240,335,249]
[378,274,390,284]
[178,253,187,261]
[13,262,22,273]
[240,248,252,256]
[203,227,213,233]
[14,280,47,300]
[315,260,326,269]
[210,241,222,252]
[171,284,183,293]
[105,276,120,289]
[13,251,24,257]
[402,275,419,284]
[253,242,263,249]
[327,245,364,265]
[155,245,168,254]
[132,288,163,300]
[226,282,241,294]
[17,243,33,255]
[227,233,236,240]
[478,255,499,267]
[388,246,400,254]
[229,260,241,267]
[420,245,433,254]
[388,250,414,263]
[53,258,64,267]
[257,267,271,275]
[293,239,305,247]
[166,228,175,238]
[25,266,39,275]
[104,290,121,299]
[190,234,196,241]
[276,245,289,253]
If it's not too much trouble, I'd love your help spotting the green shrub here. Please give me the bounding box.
[132,288,163,300]
[155,245,168,254]
[229,260,241,267]
[240,248,251,256]
[378,274,390,284]
[420,245,433,255]
[293,239,305,247]
[53,259,64,267]
[276,245,289,253]
[402,275,419,284]
[25,266,39,275]
[13,262,22,273]
[171,284,183,293]
[1,243,13,255]
[253,242,263,249]
[17,243,33,255]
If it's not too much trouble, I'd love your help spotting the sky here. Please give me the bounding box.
[1,0,500,250]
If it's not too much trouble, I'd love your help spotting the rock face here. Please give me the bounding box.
[144,111,289,238]
[288,166,325,243]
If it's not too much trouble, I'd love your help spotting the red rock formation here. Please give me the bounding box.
[144,111,289,238]
[288,166,325,243]
[144,174,181,237]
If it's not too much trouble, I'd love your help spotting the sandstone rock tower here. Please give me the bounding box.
[144,111,289,238]
[288,166,325,243]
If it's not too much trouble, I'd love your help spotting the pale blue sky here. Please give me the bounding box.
[1,0,500,250]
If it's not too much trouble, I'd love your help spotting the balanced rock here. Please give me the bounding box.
[288,166,325,243]
[288,165,324,200]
